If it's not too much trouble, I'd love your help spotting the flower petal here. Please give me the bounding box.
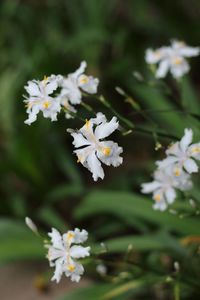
[70,245,90,259]
[86,151,104,181]
[95,116,119,140]
[183,158,198,173]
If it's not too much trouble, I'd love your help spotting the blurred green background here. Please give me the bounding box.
[1,0,200,299]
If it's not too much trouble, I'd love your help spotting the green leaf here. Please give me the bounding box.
[0,218,44,263]
[75,191,200,235]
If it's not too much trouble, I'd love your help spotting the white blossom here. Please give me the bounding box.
[68,113,123,181]
[46,228,90,283]
[24,75,62,125]
[157,128,200,175]
[145,40,200,79]
[141,166,192,211]
[59,61,99,105]
[96,264,107,276]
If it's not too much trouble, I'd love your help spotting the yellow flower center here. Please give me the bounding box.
[174,57,182,65]
[154,194,161,202]
[191,146,200,154]
[79,75,89,84]
[67,264,75,272]
[43,101,50,109]
[174,167,181,177]
[103,147,111,156]
[67,232,74,240]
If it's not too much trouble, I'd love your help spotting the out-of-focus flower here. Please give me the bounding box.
[157,128,200,175]
[24,75,62,125]
[25,217,38,234]
[96,264,107,276]
[141,166,192,211]
[68,112,123,181]
[46,228,90,283]
[59,61,99,105]
[145,40,200,78]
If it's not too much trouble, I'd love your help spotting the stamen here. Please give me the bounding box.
[85,119,90,129]
[67,232,74,240]
[174,167,180,177]
[43,101,50,109]
[79,75,89,84]
[174,57,182,65]
[103,147,111,156]
[154,194,161,201]
[67,264,75,272]
[191,146,200,154]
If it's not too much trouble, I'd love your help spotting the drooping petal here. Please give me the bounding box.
[141,181,161,194]
[156,59,170,78]
[70,245,90,259]
[86,151,104,181]
[170,59,189,78]
[188,143,200,160]
[165,187,176,204]
[153,199,167,211]
[97,141,123,167]
[78,75,99,94]
[183,158,198,173]
[51,257,64,283]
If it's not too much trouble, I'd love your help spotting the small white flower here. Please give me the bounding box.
[157,128,200,175]
[46,228,90,283]
[24,75,62,125]
[59,61,99,105]
[68,113,123,181]
[141,166,192,211]
[145,40,200,79]
[96,264,107,276]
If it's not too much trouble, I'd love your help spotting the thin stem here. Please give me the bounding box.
[174,282,180,300]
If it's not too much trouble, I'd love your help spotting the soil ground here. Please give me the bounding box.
[0,262,90,300]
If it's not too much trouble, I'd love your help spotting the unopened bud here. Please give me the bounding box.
[25,217,38,234]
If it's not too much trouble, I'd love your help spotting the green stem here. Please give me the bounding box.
[174,283,180,300]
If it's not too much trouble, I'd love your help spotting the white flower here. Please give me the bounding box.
[68,113,123,181]
[59,61,99,105]
[141,166,192,211]
[46,228,90,283]
[145,40,200,78]
[157,128,200,175]
[96,264,107,276]
[24,75,62,125]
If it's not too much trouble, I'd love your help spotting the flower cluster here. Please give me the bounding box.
[141,129,200,211]
[24,61,99,125]
[46,228,90,283]
[68,113,123,181]
[145,40,200,79]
